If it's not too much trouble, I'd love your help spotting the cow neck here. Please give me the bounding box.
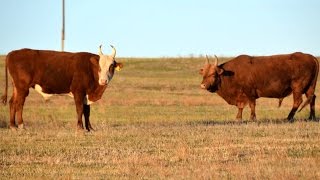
[87,84,108,102]
[215,75,236,105]
[85,56,108,102]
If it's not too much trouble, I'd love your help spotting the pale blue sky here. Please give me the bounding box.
[0,0,319,57]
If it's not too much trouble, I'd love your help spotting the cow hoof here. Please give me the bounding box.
[84,126,95,133]
[250,118,257,122]
[308,116,318,122]
[77,124,84,130]
[9,126,17,131]
[85,130,94,134]
[288,119,294,123]
[88,127,95,132]
[235,118,243,124]
[18,124,25,130]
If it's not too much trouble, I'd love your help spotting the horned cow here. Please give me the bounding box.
[1,45,123,131]
[199,52,319,122]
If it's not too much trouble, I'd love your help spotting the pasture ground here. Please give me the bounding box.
[0,55,319,179]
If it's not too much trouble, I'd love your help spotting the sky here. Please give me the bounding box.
[0,0,319,57]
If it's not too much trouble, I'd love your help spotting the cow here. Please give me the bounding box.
[199,52,319,122]
[1,45,123,131]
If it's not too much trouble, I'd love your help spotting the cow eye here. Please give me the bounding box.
[109,64,115,71]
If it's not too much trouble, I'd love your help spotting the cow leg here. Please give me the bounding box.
[9,86,17,129]
[236,100,246,122]
[236,108,243,122]
[287,91,303,122]
[249,100,256,121]
[12,87,29,129]
[74,94,85,130]
[83,104,94,131]
[307,94,316,121]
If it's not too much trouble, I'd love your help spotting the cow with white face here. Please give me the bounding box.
[1,44,123,131]
[98,45,120,86]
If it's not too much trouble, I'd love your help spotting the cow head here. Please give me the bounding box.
[199,55,224,92]
[97,45,123,86]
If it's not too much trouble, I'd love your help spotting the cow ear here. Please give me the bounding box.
[115,62,123,71]
[216,67,224,75]
[199,68,204,75]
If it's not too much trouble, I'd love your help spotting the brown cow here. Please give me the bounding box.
[199,52,318,122]
[1,45,123,131]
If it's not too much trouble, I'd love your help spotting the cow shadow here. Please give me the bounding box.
[0,116,8,128]
[189,118,319,126]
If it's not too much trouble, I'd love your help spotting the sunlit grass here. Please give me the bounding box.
[0,55,319,179]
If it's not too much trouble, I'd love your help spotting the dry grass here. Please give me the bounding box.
[0,55,319,179]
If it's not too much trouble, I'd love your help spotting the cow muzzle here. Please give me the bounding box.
[200,84,207,89]
[99,79,108,86]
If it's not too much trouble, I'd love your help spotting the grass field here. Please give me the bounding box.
[0,55,319,179]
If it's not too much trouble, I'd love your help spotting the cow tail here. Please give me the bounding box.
[298,56,319,112]
[1,55,8,105]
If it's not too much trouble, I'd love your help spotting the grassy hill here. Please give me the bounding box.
[0,55,319,179]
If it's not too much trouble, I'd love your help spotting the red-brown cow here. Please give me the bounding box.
[1,45,123,131]
[199,52,318,122]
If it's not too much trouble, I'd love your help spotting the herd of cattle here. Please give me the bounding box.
[1,45,319,131]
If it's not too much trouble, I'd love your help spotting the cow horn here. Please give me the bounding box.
[110,45,116,58]
[214,55,219,66]
[99,45,103,55]
[205,55,210,64]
